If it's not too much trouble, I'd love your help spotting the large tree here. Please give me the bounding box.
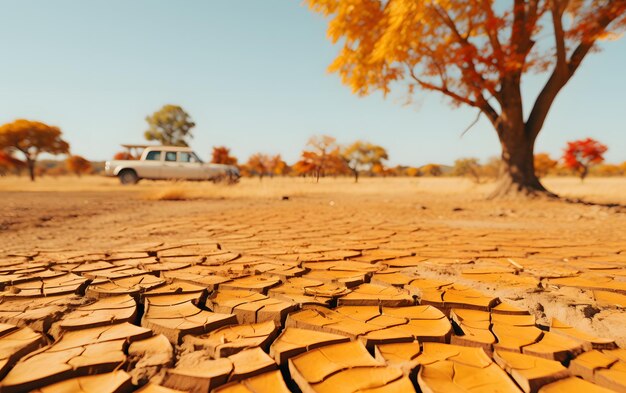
[0,119,70,181]
[145,105,195,147]
[307,0,626,198]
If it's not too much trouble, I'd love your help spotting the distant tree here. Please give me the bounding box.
[453,158,482,183]
[238,163,252,177]
[211,146,238,166]
[113,151,136,160]
[307,0,626,198]
[325,149,350,177]
[421,164,442,177]
[562,138,608,181]
[481,157,502,180]
[47,165,69,177]
[0,119,70,181]
[406,167,420,177]
[305,135,340,182]
[246,153,272,180]
[372,163,394,177]
[534,153,558,178]
[388,165,406,177]
[144,105,195,147]
[268,154,290,176]
[34,165,48,178]
[293,151,318,177]
[65,155,92,177]
[342,141,388,182]
[591,164,622,177]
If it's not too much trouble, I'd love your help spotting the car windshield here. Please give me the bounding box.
[191,152,203,163]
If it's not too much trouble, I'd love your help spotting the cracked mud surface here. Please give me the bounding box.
[0,179,625,392]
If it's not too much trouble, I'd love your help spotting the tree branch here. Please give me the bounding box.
[407,66,477,107]
[551,1,568,73]
[481,0,505,65]
[407,65,500,127]
[526,0,625,139]
[431,5,502,103]
[460,111,482,138]
[510,0,527,54]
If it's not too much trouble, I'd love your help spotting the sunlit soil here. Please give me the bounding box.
[0,175,624,391]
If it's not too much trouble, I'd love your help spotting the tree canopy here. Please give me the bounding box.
[66,155,92,177]
[342,141,388,182]
[307,0,626,198]
[0,119,69,181]
[145,105,195,147]
[211,146,238,166]
[296,135,347,181]
[534,153,558,178]
[562,137,607,181]
[453,157,482,183]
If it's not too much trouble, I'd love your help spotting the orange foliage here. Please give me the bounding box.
[211,146,238,166]
[592,164,623,177]
[534,153,558,178]
[0,150,25,176]
[405,167,420,177]
[0,119,69,181]
[293,151,319,177]
[307,0,626,194]
[114,152,136,160]
[421,164,442,177]
[294,135,349,182]
[269,154,289,176]
[562,138,608,181]
[245,153,288,179]
[372,163,394,177]
[65,155,92,177]
[308,0,626,103]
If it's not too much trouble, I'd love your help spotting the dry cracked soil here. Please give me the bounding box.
[0,177,625,393]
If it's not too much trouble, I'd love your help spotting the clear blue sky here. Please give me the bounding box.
[1,1,624,166]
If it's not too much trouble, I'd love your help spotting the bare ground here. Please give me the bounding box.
[0,176,625,391]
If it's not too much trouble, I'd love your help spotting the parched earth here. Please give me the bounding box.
[0,189,625,392]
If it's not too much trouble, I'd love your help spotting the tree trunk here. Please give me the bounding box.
[580,166,588,182]
[489,124,555,199]
[26,159,35,182]
[352,168,359,183]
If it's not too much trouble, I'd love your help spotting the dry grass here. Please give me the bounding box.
[144,185,196,201]
[1,175,625,204]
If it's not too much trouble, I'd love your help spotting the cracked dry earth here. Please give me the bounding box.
[0,189,625,393]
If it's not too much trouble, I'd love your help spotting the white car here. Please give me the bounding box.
[105,145,240,185]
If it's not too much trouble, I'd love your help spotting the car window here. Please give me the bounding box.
[192,152,203,163]
[145,151,161,161]
[165,152,177,162]
[179,152,195,163]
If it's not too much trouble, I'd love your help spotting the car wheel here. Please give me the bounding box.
[118,169,139,185]
[228,173,240,184]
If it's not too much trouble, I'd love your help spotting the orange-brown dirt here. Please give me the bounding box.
[0,176,624,392]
